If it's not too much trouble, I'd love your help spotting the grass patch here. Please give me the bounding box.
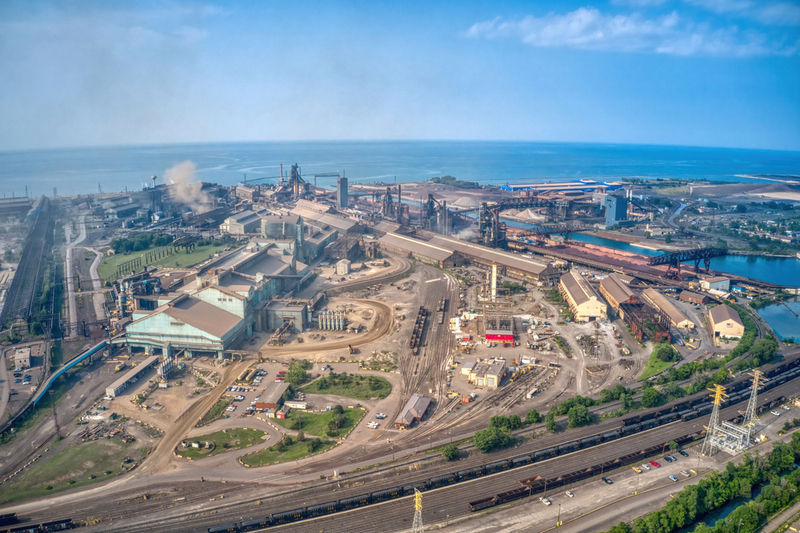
[300,373,392,401]
[196,399,230,428]
[426,438,471,454]
[272,408,364,437]
[241,438,336,467]
[98,243,230,281]
[177,428,266,458]
[640,346,677,380]
[0,440,146,504]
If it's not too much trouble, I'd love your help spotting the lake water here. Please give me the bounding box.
[756,299,800,341]
[3,141,800,198]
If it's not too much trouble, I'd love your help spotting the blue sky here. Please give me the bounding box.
[1,0,798,151]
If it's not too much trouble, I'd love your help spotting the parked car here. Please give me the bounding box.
[14,379,21,383]
[782,405,791,411]
[641,464,651,470]
[664,456,674,463]
[678,450,689,457]
[632,466,642,474]
[376,413,387,419]
[668,455,677,461]
[771,410,781,416]
[681,471,691,478]
[602,477,613,484]
[669,475,679,482]
[13,373,21,378]
[650,461,661,468]
[540,497,552,506]
[565,491,574,498]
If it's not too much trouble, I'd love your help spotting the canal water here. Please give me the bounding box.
[506,219,800,287]
[756,299,800,341]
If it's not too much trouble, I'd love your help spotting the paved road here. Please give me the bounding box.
[87,247,106,321]
[65,215,87,338]
[761,499,800,533]
[0,350,9,421]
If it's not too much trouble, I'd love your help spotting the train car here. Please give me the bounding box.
[429,473,458,489]
[485,459,512,474]
[641,418,659,430]
[208,524,240,533]
[38,520,73,532]
[511,455,534,468]
[468,497,497,512]
[271,508,306,525]
[620,416,639,426]
[558,441,580,454]
[697,405,713,415]
[306,501,338,519]
[602,430,621,442]
[678,409,698,421]
[240,517,271,532]
[580,435,603,448]
[496,486,531,504]
[458,466,485,481]
[9,526,38,533]
[658,412,679,424]
[534,447,558,461]
[371,486,404,503]
[402,481,431,494]
[0,516,17,528]
[519,475,541,486]
[621,422,642,436]
[339,494,371,510]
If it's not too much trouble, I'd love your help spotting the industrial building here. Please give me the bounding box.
[336,176,348,209]
[220,210,262,235]
[700,277,731,292]
[13,346,31,368]
[604,195,628,226]
[336,259,351,275]
[559,269,607,322]
[680,291,709,305]
[125,239,311,357]
[106,356,160,397]
[641,288,695,330]
[377,230,561,286]
[500,180,623,193]
[599,273,637,314]
[466,360,506,388]
[708,305,745,339]
[395,393,432,429]
[258,381,290,410]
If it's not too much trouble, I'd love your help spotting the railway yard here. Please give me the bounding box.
[0,177,799,533]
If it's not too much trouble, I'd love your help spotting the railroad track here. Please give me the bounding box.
[17,357,800,532]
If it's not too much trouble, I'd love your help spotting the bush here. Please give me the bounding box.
[545,411,557,432]
[441,443,460,461]
[297,430,305,442]
[567,405,592,428]
[641,387,662,408]
[655,343,680,363]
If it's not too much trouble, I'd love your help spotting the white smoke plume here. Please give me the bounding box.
[164,161,213,213]
[455,229,479,241]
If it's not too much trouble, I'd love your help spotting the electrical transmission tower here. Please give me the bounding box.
[741,370,765,438]
[701,385,727,456]
[412,489,424,533]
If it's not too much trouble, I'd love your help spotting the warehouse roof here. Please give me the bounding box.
[228,210,260,223]
[378,233,455,261]
[106,356,159,393]
[262,382,289,406]
[709,304,742,325]
[429,235,552,274]
[560,269,600,306]
[642,289,692,327]
[600,273,636,304]
[162,297,242,339]
[395,393,431,427]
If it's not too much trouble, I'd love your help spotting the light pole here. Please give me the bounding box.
[557,503,562,527]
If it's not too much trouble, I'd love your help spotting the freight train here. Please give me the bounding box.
[194,354,797,532]
[0,518,73,533]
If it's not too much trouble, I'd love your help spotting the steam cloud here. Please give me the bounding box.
[164,161,213,213]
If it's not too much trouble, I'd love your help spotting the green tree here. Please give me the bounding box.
[641,387,661,408]
[736,204,747,213]
[545,411,557,432]
[525,409,541,425]
[285,359,312,385]
[668,440,679,451]
[567,405,592,428]
[297,430,305,442]
[441,443,460,461]
[472,426,512,453]
[664,233,672,244]
[332,404,344,415]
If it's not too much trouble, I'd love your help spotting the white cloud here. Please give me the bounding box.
[612,0,671,6]
[756,2,800,26]
[466,7,799,56]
